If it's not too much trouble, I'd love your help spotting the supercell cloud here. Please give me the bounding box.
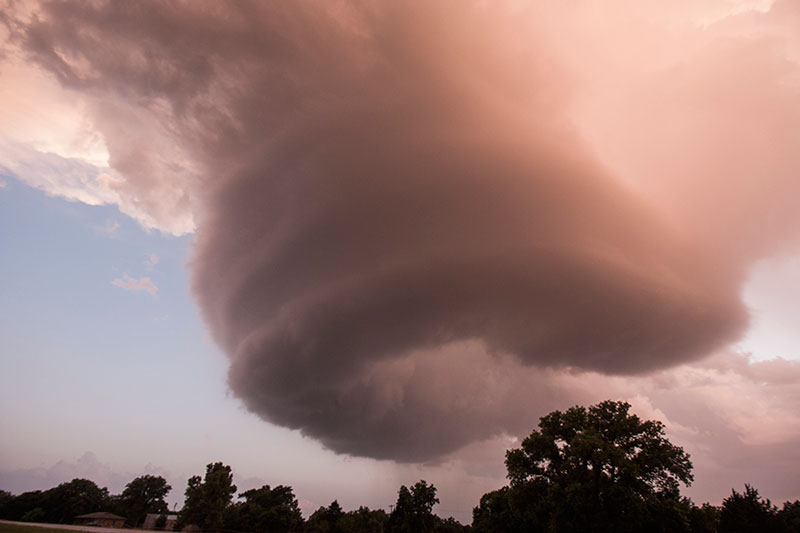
[6,1,800,460]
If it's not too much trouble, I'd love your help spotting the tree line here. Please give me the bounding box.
[1,401,798,532]
[0,474,169,528]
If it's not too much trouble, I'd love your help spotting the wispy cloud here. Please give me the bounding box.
[99,218,120,235]
[144,252,159,270]
[111,273,158,297]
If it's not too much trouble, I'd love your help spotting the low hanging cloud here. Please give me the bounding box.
[6,1,800,461]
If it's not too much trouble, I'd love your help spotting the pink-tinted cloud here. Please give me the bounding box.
[566,351,800,505]
[0,3,196,235]
[4,1,799,466]
[0,452,186,509]
[98,218,119,236]
[144,252,159,270]
[394,349,800,520]
[111,274,158,297]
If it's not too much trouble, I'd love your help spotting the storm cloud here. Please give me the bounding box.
[8,1,800,460]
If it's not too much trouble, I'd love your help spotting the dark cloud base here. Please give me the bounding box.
[196,119,745,460]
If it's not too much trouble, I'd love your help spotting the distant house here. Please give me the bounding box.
[74,512,126,528]
[142,512,179,531]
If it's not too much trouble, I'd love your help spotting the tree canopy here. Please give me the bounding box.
[719,484,785,533]
[477,400,694,532]
[116,474,171,527]
[176,462,237,531]
[225,484,304,533]
[387,480,440,533]
[42,479,110,524]
[305,500,345,533]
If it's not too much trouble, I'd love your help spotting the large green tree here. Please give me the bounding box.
[117,475,171,527]
[176,462,237,530]
[476,400,694,533]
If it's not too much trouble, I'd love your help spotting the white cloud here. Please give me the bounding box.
[0,137,119,206]
[0,50,196,236]
[111,274,158,297]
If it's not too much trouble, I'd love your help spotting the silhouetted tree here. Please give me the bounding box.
[779,500,800,533]
[476,400,694,532]
[387,480,440,533]
[472,487,521,532]
[305,500,345,532]
[176,462,236,530]
[177,474,204,529]
[719,485,783,533]
[688,502,720,533]
[117,474,171,527]
[433,516,469,532]
[224,484,303,533]
[0,490,45,521]
[338,506,389,533]
[473,487,512,532]
[645,495,699,533]
[472,482,549,532]
[0,490,13,516]
[42,478,110,523]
